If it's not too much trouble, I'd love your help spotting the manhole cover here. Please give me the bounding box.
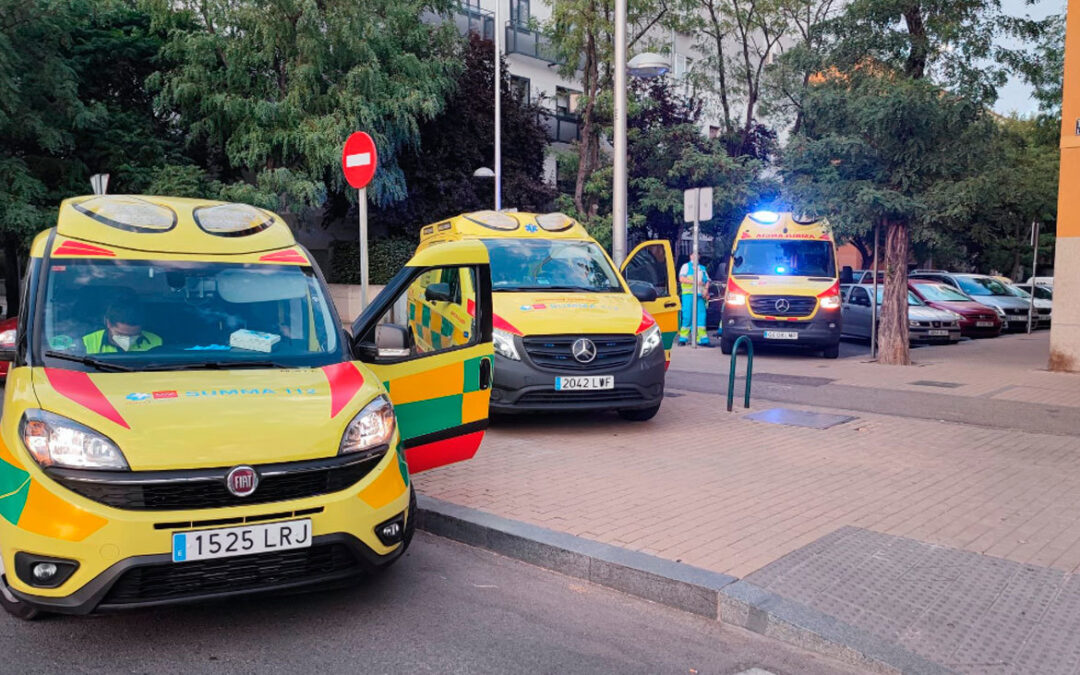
[744,408,856,429]
[910,380,963,388]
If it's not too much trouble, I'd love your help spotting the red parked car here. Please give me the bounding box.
[909,280,1002,338]
[0,316,15,379]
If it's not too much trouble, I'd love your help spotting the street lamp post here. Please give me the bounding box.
[494,0,503,211]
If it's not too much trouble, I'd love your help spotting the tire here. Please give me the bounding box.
[720,336,734,355]
[0,574,42,621]
[618,403,661,421]
[823,343,840,359]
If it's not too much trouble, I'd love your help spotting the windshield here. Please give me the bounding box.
[873,288,922,306]
[915,283,971,302]
[482,238,622,292]
[956,276,1011,297]
[1007,285,1030,298]
[731,240,836,277]
[39,259,341,371]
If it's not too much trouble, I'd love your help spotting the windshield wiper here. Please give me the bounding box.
[140,360,291,372]
[494,285,597,293]
[44,351,135,372]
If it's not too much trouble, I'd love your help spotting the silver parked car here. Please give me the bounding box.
[909,272,1034,331]
[842,285,962,344]
[1004,284,1051,328]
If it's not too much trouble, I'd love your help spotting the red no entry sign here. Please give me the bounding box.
[342,132,377,189]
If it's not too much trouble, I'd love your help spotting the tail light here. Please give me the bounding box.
[817,281,841,310]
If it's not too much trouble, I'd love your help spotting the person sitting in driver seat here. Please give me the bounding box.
[83,294,163,353]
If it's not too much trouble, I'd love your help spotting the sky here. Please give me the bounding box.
[994,0,1066,116]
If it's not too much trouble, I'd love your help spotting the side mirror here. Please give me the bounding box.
[425,283,453,303]
[840,267,854,285]
[629,281,658,303]
[375,324,411,359]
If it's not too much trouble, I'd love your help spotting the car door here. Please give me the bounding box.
[352,241,493,474]
[844,287,872,338]
[620,240,679,361]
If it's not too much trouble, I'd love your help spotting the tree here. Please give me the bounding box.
[148,0,462,216]
[785,0,1032,365]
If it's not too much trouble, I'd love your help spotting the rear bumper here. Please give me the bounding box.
[490,345,666,413]
[721,304,842,347]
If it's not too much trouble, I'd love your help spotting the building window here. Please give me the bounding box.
[510,0,530,24]
[510,75,530,103]
[674,54,692,78]
[555,86,581,115]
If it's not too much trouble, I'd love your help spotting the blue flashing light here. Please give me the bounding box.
[749,210,780,224]
[775,265,787,274]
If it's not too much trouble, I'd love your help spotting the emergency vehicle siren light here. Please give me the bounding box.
[193,203,274,237]
[749,210,780,224]
[466,210,519,231]
[535,212,575,232]
[73,196,176,232]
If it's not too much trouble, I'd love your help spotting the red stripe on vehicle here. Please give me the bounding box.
[321,362,365,418]
[636,309,656,334]
[405,430,484,473]
[467,298,476,317]
[54,241,116,257]
[43,368,129,429]
[259,249,308,264]
[493,313,521,335]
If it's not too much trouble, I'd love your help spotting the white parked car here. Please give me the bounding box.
[841,284,962,344]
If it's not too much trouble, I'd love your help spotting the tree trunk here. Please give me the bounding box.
[878,219,910,366]
[573,27,599,215]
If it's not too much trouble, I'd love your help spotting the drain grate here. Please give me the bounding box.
[744,408,856,429]
[910,380,963,389]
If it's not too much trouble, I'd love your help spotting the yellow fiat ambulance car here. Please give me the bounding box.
[720,211,844,358]
[0,195,493,618]
[414,211,678,421]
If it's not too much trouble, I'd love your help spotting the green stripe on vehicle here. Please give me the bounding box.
[396,440,410,487]
[421,304,431,326]
[662,331,677,350]
[394,394,463,441]
[0,476,30,526]
[463,355,490,393]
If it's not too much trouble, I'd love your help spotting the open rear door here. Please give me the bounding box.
[352,241,493,473]
[621,240,679,363]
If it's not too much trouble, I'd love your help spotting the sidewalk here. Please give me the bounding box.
[415,332,1080,671]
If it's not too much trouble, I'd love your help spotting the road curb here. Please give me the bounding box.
[418,495,951,675]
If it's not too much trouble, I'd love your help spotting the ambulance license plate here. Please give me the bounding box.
[976,321,994,327]
[172,519,311,563]
[928,330,950,337]
[556,375,614,391]
[764,331,799,340]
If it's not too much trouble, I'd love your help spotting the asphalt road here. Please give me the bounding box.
[0,533,856,675]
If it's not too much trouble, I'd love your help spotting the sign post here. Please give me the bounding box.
[342,132,378,310]
[683,187,714,349]
[1028,221,1040,334]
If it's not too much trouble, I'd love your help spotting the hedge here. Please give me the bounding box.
[328,238,417,285]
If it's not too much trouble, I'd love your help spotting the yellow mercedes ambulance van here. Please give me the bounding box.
[720,211,843,358]
[0,195,493,618]
[415,211,678,421]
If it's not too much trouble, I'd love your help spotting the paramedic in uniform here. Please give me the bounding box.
[83,293,163,354]
[678,252,711,346]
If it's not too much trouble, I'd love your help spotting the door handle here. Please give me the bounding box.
[479,357,492,391]
[664,301,678,308]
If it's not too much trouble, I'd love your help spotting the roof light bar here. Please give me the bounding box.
[749,210,780,224]
[193,203,274,238]
[465,210,519,231]
[72,196,177,233]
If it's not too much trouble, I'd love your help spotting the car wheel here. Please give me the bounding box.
[618,403,661,421]
[0,574,42,621]
[822,343,840,359]
[720,336,734,355]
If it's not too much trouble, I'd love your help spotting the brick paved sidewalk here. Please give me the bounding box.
[415,391,1080,579]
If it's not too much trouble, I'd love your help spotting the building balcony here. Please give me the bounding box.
[505,22,561,64]
[539,109,581,144]
[421,3,495,41]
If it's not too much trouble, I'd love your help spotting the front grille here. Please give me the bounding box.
[49,451,385,511]
[752,320,811,329]
[517,387,645,405]
[749,296,817,317]
[101,544,358,605]
[522,334,637,371]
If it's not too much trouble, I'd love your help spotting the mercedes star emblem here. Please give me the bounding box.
[774,298,791,314]
[572,338,597,363]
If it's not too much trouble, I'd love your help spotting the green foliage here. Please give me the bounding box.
[329,238,417,285]
[148,0,461,214]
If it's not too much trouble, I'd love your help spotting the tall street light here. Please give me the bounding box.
[493,0,503,211]
[612,29,670,265]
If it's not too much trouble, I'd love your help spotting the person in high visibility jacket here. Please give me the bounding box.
[82,294,163,354]
[678,253,711,346]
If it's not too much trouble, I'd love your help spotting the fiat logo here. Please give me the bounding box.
[226,466,259,497]
[572,338,597,363]
[774,298,791,314]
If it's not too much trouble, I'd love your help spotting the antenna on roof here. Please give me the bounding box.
[90,174,110,195]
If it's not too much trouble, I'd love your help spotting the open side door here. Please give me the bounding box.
[621,240,679,363]
[352,241,493,474]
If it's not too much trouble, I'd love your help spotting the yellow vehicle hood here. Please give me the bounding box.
[730,276,836,297]
[30,366,379,471]
[493,292,645,336]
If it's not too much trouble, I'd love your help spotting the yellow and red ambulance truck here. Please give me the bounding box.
[0,195,493,618]
[720,211,843,358]
[414,211,678,421]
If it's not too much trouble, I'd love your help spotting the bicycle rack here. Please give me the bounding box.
[727,335,753,412]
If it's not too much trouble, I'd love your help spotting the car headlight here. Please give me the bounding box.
[994,307,1007,319]
[908,320,919,328]
[20,409,128,470]
[340,395,396,455]
[492,328,521,361]
[639,324,662,357]
[0,328,15,349]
